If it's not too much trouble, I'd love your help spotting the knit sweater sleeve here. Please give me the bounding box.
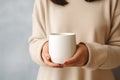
[83,0,120,70]
[28,0,48,66]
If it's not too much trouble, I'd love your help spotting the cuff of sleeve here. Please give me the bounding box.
[29,38,48,66]
[81,42,108,70]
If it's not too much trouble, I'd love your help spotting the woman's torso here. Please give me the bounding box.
[37,0,117,80]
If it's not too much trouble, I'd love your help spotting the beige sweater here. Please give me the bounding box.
[28,0,120,80]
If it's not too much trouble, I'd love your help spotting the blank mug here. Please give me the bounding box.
[49,33,76,64]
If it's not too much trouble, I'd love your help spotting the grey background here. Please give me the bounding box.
[0,0,39,80]
[0,0,120,80]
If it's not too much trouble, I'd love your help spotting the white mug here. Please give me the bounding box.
[49,33,76,64]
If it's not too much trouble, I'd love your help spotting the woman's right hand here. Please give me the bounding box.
[42,42,63,68]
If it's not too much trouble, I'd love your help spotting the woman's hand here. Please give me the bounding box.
[42,42,63,68]
[63,43,89,67]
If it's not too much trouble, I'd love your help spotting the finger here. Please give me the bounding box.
[64,58,77,67]
[63,51,81,67]
[46,59,63,68]
[43,54,63,68]
[64,45,80,62]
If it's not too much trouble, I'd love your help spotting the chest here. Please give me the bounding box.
[46,0,111,43]
[48,0,110,32]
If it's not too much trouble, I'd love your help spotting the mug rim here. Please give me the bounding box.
[50,33,75,36]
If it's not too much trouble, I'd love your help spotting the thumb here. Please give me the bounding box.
[64,57,76,65]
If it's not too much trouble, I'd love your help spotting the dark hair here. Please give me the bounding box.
[51,0,95,6]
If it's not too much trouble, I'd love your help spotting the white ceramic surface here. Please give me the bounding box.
[49,33,76,64]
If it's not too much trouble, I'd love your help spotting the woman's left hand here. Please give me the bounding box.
[63,43,89,67]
